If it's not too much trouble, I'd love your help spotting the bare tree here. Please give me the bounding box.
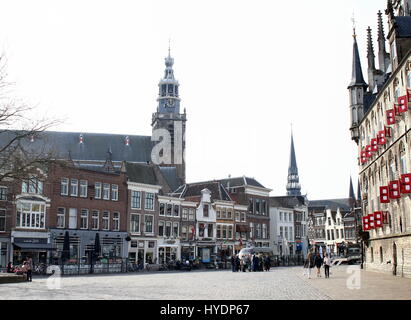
[0,53,61,183]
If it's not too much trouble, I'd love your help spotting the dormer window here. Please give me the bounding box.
[79,134,84,144]
[125,136,130,146]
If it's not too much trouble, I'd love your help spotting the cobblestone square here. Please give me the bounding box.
[0,266,410,300]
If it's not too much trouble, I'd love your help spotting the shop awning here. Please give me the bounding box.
[236,224,250,232]
[13,243,55,251]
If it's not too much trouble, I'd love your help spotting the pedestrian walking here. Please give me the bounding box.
[314,252,323,277]
[323,253,331,278]
[264,255,271,272]
[306,251,315,279]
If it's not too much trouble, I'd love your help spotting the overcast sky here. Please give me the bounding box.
[0,0,389,200]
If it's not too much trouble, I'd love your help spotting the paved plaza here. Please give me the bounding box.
[0,266,410,300]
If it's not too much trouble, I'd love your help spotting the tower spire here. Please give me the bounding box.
[367,26,377,92]
[349,176,356,208]
[377,10,390,73]
[286,130,301,196]
[348,28,368,88]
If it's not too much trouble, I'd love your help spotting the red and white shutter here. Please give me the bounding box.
[377,130,387,145]
[374,211,383,228]
[379,186,390,203]
[386,109,396,125]
[397,95,409,113]
[362,216,369,231]
[389,180,401,199]
[371,138,379,151]
[368,214,375,229]
[365,145,372,158]
[360,150,367,164]
[400,174,411,194]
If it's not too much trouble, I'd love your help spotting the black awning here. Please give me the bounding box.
[13,243,55,251]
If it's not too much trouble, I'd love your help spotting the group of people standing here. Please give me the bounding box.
[231,253,272,272]
[304,251,331,279]
[6,258,33,282]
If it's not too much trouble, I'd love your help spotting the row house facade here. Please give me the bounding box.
[172,180,250,263]
[308,198,356,256]
[348,1,411,277]
[269,196,308,257]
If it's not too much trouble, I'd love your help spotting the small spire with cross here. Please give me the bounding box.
[351,11,357,37]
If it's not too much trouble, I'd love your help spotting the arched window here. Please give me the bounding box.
[388,152,396,180]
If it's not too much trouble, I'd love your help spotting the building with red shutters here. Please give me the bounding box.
[348,0,411,277]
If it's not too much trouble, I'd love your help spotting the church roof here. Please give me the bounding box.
[4,130,154,163]
[308,198,352,212]
[269,195,306,208]
[218,176,266,189]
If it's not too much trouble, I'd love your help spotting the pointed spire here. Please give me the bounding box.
[377,10,390,73]
[367,26,376,70]
[348,28,368,89]
[349,176,356,208]
[286,129,301,196]
[357,179,361,201]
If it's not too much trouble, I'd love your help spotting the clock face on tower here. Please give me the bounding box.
[167,98,174,107]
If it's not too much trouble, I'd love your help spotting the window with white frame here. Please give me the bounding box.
[173,222,179,237]
[92,210,99,230]
[166,203,172,216]
[111,184,118,201]
[160,203,165,216]
[0,187,7,201]
[131,191,141,209]
[241,212,246,222]
[280,226,283,238]
[16,202,46,229]
[103,211,110,230]
[69,208,77,229]
[145,193,154,210]
[262,224,267,239]
[217,225,221,238]
[235,212,240,222]
[103,183,110,200]
[250,222,254,238]
[22,177,43,195]
[80,209,88,229]
[284,227,288,240]
[0,209,5,232]
[158,220,164,236]
[227,210,232,220]
[279,212,282,221]
[228,225,233,239]
[79,180,87,197]
[182,208,188,220]
[94,182,101,199]
[165,221,171,237]
[173,204,180,217]
[130,214,140,233]
[57,208,65,228]
[181,225,187,240]
[70,179,78,196]
[113,212,120,231]
[144,215,154,233]
[188,208,195,221]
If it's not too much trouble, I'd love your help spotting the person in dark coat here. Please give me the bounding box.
[314,252,323,277]
[252,254,259,272]
[6,262,14,273]
[235,255,241,272]
[264,256,271,271]
[230,255,236,272]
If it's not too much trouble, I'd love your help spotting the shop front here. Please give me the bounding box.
[157,238,180,264]
[181,243,195,261]
[11,231,53,265]
[128,238,157,265]
[50,229,128,264]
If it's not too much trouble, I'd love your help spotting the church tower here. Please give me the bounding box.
[286,131,301,196]
[151,48,187,184]
[348,27,368,144]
